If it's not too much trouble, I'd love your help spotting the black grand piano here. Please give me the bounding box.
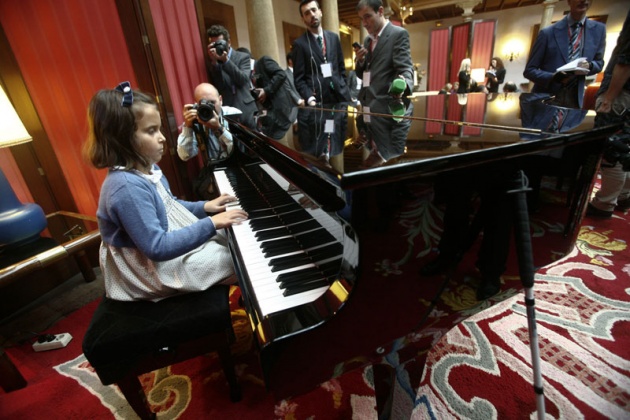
[212,91,620,416]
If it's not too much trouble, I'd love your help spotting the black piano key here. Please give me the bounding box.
[260,228,330,254]
[279,271,324,287]
[263,244,302,258]
[295,229,336,248]
[320,259,342,277]
[305,243,344,262]
[249,209,311,231]
[261,237,298,252]
[282,279,330,296]
[249,216,285,231]
[269,243,342,272]
[262,239,300,253]
[276,267,322,283]
[255,219,321,241]
[255,226,292,241]
[278,209,313,224]
[270,254,311,272]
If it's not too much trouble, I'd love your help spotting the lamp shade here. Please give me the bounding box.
[0,84,47,249]
[0,85,32,148]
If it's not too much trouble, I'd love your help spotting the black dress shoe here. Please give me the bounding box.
[420,254,460,276]
[585,203,612,219]
[476,277,501,300]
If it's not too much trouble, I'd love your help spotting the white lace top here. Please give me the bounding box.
[101,170,234,301]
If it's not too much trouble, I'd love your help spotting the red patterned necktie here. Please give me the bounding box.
[569,22,582,61]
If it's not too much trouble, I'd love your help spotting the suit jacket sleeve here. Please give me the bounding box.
[222,51,252,89]
[285,69,302,104]
[524,28,554,88]
[393,29,414,93]
[332,34,347,84]
[355,38,369,80]
[587,22,606,75]
[258,56,287,98]
[292,38,312,101]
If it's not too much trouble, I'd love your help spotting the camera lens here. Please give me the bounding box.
[196,99,215,122]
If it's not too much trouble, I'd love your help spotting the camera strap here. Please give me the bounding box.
[191,122,222,167]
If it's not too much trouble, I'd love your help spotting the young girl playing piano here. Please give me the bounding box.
[83,82,248,301]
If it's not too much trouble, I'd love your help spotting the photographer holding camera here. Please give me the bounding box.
[177,83,237,163]
[586,9,630,219]
[178,83,241,200]
[206,25,256,129]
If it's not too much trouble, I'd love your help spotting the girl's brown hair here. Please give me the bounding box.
[83,88,157,170]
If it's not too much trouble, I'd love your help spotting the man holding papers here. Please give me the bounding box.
[524,0,606,109]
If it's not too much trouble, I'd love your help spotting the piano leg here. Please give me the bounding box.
[372,363,395,420]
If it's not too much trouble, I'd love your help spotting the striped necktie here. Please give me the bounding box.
[569,22,582,61]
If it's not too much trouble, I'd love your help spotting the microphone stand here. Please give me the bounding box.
[508,170,546,420]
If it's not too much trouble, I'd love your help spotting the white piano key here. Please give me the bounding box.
[215,166,336,316]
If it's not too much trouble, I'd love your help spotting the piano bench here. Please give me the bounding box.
[82,285,241,419]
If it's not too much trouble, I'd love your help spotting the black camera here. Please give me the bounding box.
[192,99,216,122]
[603,131,630,171]
[211,39,228,56]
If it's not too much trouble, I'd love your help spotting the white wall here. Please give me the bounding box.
[406,0,627,91]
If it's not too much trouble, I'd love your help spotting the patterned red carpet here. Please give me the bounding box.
[1,198,629,419]
[415,236,630,419]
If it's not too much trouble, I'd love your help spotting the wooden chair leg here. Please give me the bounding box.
[117,375,156,420]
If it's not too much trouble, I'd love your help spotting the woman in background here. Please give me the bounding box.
[486,57,506,93]
[457,58,472,93]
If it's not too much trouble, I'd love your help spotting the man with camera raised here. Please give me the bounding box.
[177,83,238,163]
[206,25,256,129]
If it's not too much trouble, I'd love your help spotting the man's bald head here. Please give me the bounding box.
[194,83,221,103]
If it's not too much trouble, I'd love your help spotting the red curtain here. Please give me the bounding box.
[147,0,208,179]
[0,0,137,216]
[445,95,463,135]
[449,23,471,86]
[148,0,207,130]
[470,20,496,72]
[427,28,449,92]
[462,93,486,136]
[425,95,446,134]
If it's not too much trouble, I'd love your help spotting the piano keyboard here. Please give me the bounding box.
[214,164,343,316]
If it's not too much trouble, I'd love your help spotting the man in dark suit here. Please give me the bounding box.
[292,0,351,106]
[291,1,350,164]
[523,0,606,109]
[285,52,303,107]
[252,55,301,140]
[354,0,414,166]
[206,25,257,129]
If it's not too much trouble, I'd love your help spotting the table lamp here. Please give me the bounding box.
[0,85,47,248]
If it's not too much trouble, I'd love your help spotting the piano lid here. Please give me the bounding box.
[229,91,601,188]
